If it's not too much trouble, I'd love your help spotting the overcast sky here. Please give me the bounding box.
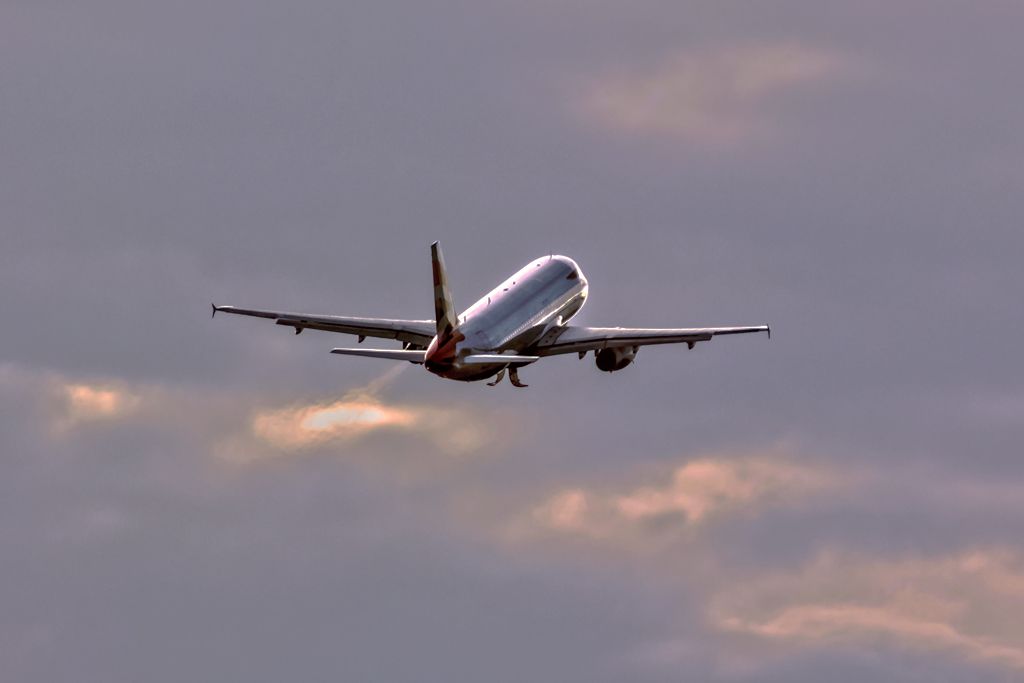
[3,1,1024,681]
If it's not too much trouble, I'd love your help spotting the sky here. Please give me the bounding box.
[2,1,1024,681]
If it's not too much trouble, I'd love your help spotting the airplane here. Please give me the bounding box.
[212,242,769,387]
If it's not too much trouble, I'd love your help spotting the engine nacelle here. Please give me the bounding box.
[595,346,637,372]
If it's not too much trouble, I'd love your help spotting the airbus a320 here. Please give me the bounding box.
[212,242,769,387]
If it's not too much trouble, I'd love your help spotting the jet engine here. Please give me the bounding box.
[595,346,637,372]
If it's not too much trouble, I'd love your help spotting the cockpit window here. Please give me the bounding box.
[565,269,579,280]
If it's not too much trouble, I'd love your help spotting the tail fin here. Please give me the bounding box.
[431,241,457,339]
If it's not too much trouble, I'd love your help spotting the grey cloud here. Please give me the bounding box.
[3,1,1023,680]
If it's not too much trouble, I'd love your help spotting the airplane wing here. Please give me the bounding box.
[212,304,436,347]
[532,325,770,356]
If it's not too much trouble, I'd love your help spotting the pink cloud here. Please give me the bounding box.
[578,44,842,145]
[54,381,141,429]
[615,456,831,524]
[0,363,493,466]
[712,549,1024,671]
[527,452,836,541]
[251,399,419,449]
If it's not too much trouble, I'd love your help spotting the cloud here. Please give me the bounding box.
[240,366,489,461]
[248,398,412,449]
[711,549,1024,671]
[3,362,492,466]
[614,456,832,524]
[532,488,592,533]
[59,382,140,426]
[247,396,484,457]
[0,366,148,432]
[245,365,417,450]
[527,452,836,540]
[504,450,1024,676]
[579,44,841,144]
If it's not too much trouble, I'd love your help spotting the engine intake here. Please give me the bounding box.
[595,346,637,372]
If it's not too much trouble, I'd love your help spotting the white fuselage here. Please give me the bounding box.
[424,256,588,380]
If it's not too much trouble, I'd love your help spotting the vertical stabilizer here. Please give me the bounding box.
[431,241,457,339]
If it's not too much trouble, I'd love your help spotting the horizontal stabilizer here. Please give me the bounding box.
[330,348,427,363]
[461,354,540,365]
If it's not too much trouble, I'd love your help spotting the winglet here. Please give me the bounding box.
[430,241,458,339]
[767,324,771,340]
